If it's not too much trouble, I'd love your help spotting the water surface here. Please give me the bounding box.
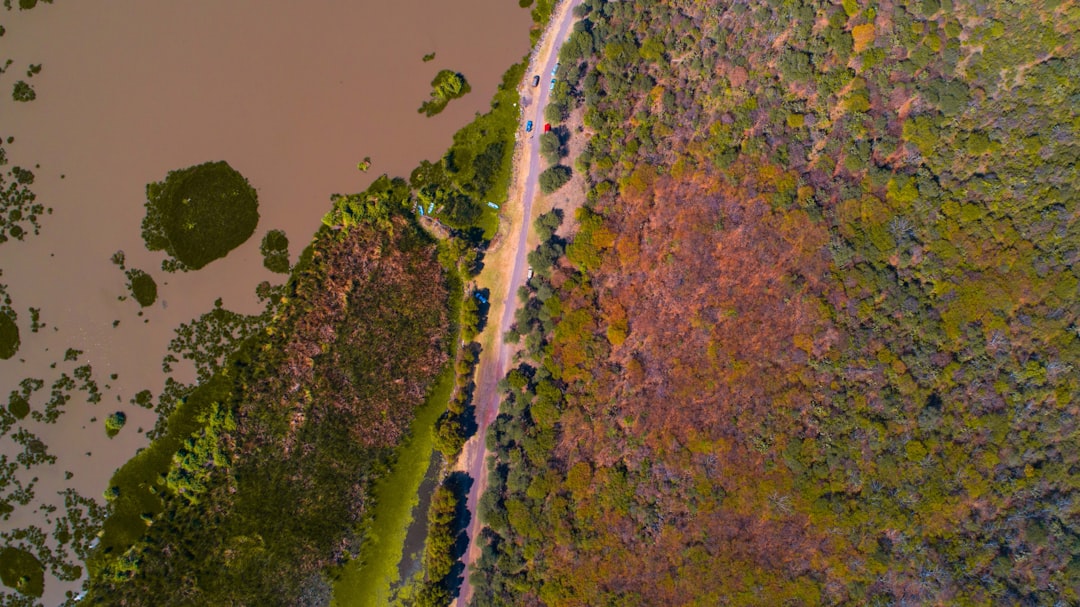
[0,1,529,602]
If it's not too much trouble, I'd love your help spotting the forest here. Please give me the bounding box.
[470,0,1080,605]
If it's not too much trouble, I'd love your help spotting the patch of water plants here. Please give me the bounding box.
[259,229,289,273]
[140,160,259,272]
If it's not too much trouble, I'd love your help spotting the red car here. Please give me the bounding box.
[543,123,551,133]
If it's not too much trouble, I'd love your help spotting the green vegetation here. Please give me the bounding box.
[0,154,48,244]
[104,412,126,438]
[259,229,290,273]
[422,52,436,62]
[471,0,1080,605]
[0,312,18,360]
[7,395,29,420]
[411,473,470,607]
[4,0,55,9]
[85,202,452,605]
[537,164,571,194]
[408,60,526,239]
[418,70,471,117]
[124,269,157,307]
[141,160,259,271]
[330,364,455,607]
[11,80,34,102]
[0,547,43,598]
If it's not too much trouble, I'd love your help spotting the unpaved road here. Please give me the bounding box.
[454,2,582,604]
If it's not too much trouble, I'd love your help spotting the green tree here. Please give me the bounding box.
[538,165,572,194]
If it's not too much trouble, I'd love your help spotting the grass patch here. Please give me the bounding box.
[0,547,44,598]
[141,160,259,271]
[331,362,457,607]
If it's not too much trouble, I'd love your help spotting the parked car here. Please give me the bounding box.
[550,78,556,90]
[526,120,534,132]
[543,123,552,132]
[552,62,560,76]
[532,75,540,87]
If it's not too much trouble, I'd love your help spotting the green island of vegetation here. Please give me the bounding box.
[258,229,290,274]
[418,70,471,117]
[140,160,259,272]
[0,312,18,360]
[11,80,35,102]
[7,394,29,420]
[0,546,44,598]
[124,269,157,307]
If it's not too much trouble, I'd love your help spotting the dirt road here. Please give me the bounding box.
[454,2,582,604]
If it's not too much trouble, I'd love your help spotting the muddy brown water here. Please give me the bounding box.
[0,1,529,603]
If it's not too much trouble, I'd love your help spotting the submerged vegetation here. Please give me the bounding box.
[141,160,259,272]
[418,70,471,117]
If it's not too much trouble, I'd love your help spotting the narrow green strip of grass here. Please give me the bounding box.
[331,361,457,607]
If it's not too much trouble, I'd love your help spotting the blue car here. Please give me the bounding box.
[526,120,533,132]
[550,78,556,90]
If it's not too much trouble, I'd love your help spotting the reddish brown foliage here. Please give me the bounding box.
[544,166,851,604]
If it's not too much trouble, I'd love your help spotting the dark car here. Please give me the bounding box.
[532,75,540,87]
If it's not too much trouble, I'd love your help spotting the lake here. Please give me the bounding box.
[0,1,530,603]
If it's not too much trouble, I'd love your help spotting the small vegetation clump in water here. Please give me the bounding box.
[0,546,44,598]
[0,282,18,360]
[10,80,34,102]
[141,160,259,271]
[418,70,470,117]
[7,395,29,420]
[0,313,17,360]
[104,412,126,438]
[0,148,49,244]
[4,0,56,9]
[258,229,289,273]
[124,268,157,307]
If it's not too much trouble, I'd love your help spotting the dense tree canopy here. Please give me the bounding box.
[472,0,1080,605]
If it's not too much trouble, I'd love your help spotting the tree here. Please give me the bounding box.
[538,165,572,194]
[540,132,564,165]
